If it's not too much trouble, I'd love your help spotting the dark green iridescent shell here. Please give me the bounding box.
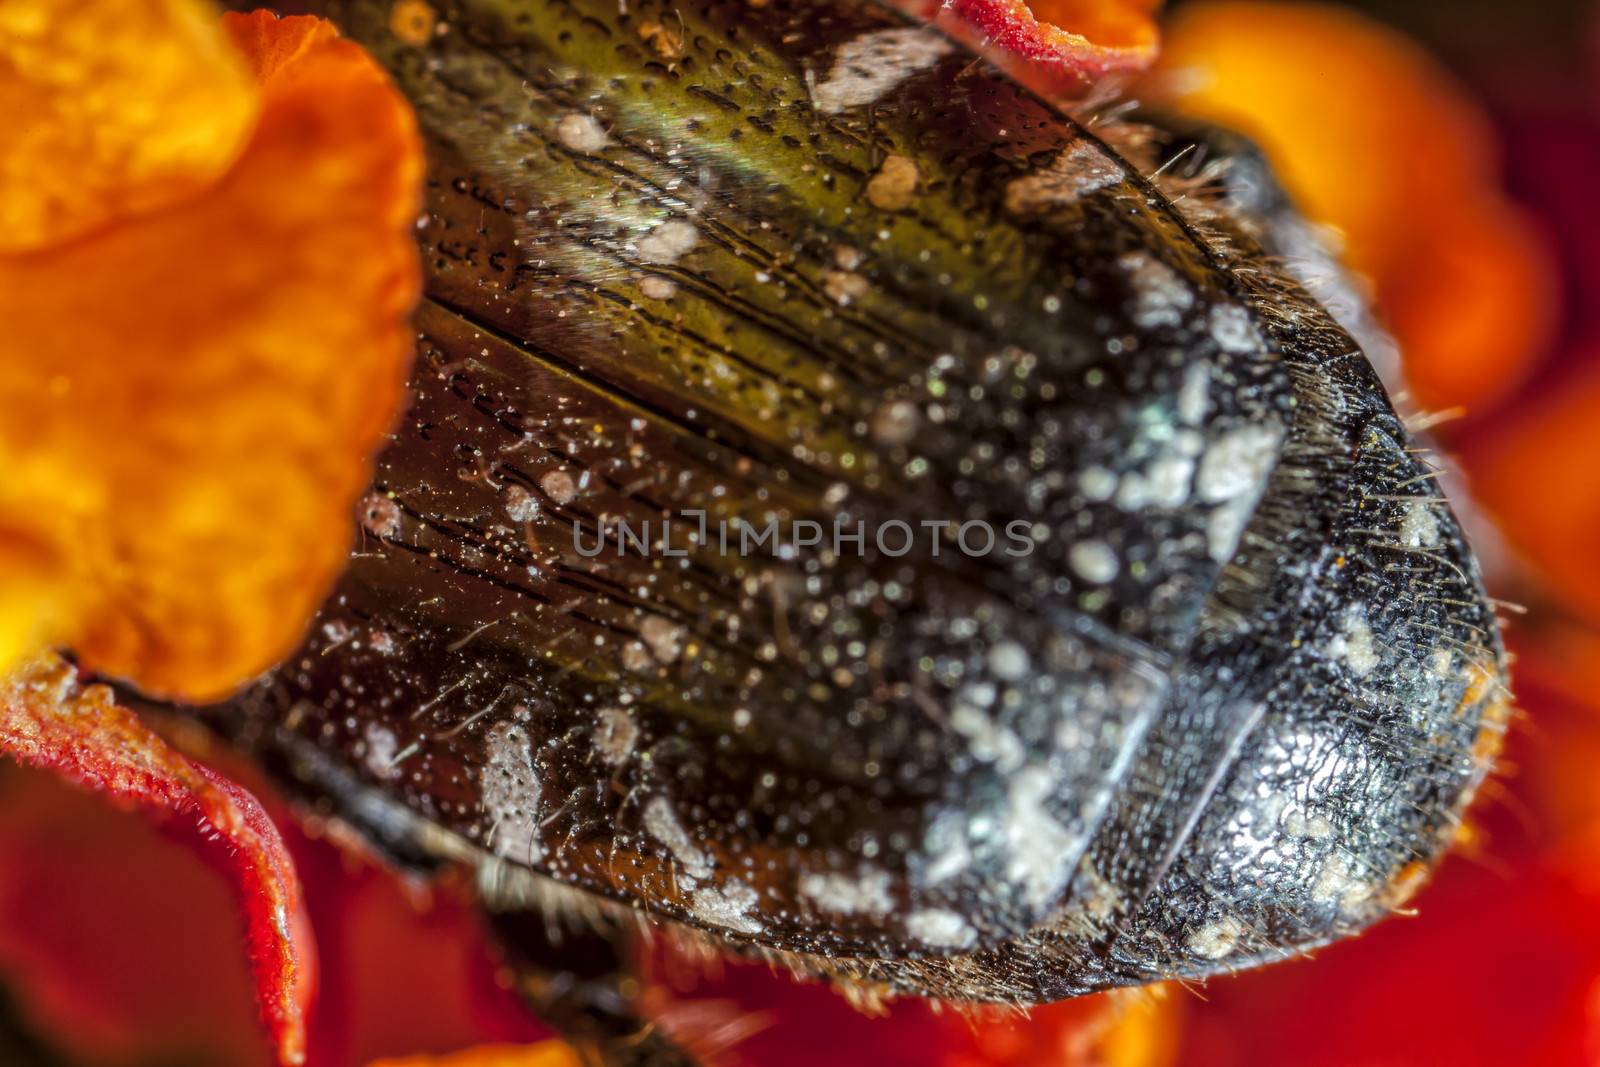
[214,0,1507,1002]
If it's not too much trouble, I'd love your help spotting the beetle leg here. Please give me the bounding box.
[482,907,701,1067]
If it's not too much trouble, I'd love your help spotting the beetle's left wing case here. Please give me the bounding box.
[209,0,1508,1006]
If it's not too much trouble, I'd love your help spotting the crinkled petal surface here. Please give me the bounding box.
[0,0,259,252]
[225,4,341,81]
[0,10,424,699]
[951,0,1161,78]
[0,654,315,1066]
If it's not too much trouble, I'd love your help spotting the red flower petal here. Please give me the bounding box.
[950,0,1161,80]
[0,655,316,1066]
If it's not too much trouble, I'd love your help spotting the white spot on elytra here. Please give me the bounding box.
[636,219,698,264]
[1328,604,1380,677]
[639,275,677,300]
[1311,854,1374,915]
[1196,425,1281,503]
[799,868,894,916]
[905,908,977,949]
[639,614,684,664]
[1069,539,1119,584]
[1207,497,1253,562]
[1079,465,1118,502]
[1198,424,1282,562]
[1178,362,1211,425]
[644,796,764,934]
[1283,808,1334,839]
[866,153,919,211]
[504,484,540,523]
[643,795,711,881]
[556,112,609,153]
[361,492,402,538]
[823,268,871,305]
[1115,423,1203,513]
[1003,764,1079,908]
[1072,861,1122,926]
[1208,303,1263,353]
[621,640,653,672]
[1400,499,1441,548]
[539,469,577,506]
[987,640,1030,682]
[871,398,920,446]
[593,707,638,767]
[1187,916,1245,960]
[1116,452,1196,511]
[483,723,542,863]
[950,702,1025,771]
[363,722,399,781]
[691,881,764,935]
[1119,252,1194,329]
[1003,140,1122,217]
[922,814,973,885]
[810,28,953,113]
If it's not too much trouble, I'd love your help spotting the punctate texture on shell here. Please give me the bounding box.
[213,0,1508,1003]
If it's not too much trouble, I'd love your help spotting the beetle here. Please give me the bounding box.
[199,0,1508,1061]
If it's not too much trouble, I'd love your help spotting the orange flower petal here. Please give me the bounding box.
[367,1042,583,1067]
[1384,195,1556,413]
[224,5,341,82]
[0,653,315,1066]
[0,0,259,252]
[951,0,1161,78]
[1154,2,1493,260]
[0,10,423,699]
[1153,1,1553,414]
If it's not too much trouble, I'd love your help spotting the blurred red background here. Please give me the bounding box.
[7,1,1600,1064]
